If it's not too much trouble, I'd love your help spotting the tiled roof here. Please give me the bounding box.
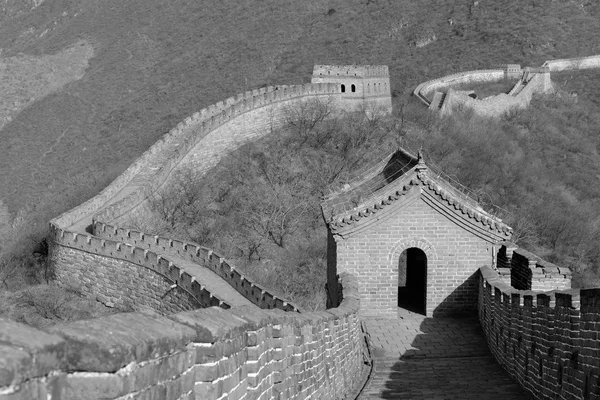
[321,148,419,220]
[322,149,512,237]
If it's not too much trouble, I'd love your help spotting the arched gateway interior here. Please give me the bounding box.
[398,247,427,314]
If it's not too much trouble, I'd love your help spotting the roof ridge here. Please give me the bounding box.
[327,167,512,236]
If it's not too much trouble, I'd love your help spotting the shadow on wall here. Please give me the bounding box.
[373,316,532,399]
[430,270,480,318]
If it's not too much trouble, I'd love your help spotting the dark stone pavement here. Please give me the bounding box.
[357,309,532,400]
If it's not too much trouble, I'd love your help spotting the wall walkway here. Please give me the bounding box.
[0,75,377,399]
[48,83,343,314]
[413,54,600,117]
[359,310,530,399]
[0,273,367,400]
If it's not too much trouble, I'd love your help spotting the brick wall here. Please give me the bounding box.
[92,86,342,225]
[542,55,600,71]
[48,224,234,312]
[413,55,600,117]
[50,244,200,314]
[48,79,371,317]
[92,221,300,312]
[336,193,495,317]
[495,243,572,291]
[0,273,367,400]
[479,266,600,400]
[413,69,505,106]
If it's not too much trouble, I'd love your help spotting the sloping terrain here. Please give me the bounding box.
[0,0,599,279]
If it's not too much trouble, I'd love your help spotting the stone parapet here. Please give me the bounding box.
[413,69,505,106]
[494,243,572,291]
[312,65,389,77]
[92,221,300,312]
[85,83,340,226]
[479,266,599,400]
[0,273,366,400]
[542,55,600,71]
[412,54,600,117]
[49,224,228,311]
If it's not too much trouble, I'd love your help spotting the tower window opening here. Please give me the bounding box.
[341,84,346,93]
[351,84,356,93]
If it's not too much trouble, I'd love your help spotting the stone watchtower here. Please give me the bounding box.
[311,65,392,114]
[322,148,512,317]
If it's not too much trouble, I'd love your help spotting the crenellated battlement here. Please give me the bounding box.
[495,242,571,292]
[312,64,389,77]
[414,54,600,117]
[2,65,387,399]
[479,265,599,399]
[91,220,300,312]
[5,57,599,399]
[0,273,366,399]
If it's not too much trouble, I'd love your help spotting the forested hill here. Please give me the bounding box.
[0,0,600,268]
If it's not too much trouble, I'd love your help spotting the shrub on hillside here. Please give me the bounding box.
[130,101,400,310]
[134,90,600,306]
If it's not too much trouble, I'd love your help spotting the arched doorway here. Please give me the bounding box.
[398,247,427,314]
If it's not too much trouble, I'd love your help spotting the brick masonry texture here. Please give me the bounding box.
[479,266,600,400]
[0,273,366,400]
[49,243,201,313]
[7,58,600,399]
[335,193,496,317]
[91,221,300,311]
[325,158,511,318]
[0,66,390,399]
[47,67,392,317]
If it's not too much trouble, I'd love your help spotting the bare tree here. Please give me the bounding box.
[283,97,334,138]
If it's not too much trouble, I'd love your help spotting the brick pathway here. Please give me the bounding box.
[358,309,532,400]
[169,256,255,307]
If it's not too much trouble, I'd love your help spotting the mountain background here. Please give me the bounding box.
[1,0,600,319]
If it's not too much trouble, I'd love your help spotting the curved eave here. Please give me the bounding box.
[420,187,511,243]
[331,186,421,238]
[321,148,419,219]
[328,172,512,241]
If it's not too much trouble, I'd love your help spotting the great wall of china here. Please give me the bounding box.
[414,55,600,117]
[1,58,600,399]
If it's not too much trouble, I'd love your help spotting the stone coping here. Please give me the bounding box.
[0,273,362,398]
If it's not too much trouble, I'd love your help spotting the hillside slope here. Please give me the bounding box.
[0,0,599,257]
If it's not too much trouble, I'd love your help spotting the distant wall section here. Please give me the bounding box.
[48,85,341,315]
[413,54,600,117]
[542,55,600,71]
[48,66,392,318]
[415,69,506,107]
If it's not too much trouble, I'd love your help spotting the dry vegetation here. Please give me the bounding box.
[128,80,600,309]
[1,0,600,319]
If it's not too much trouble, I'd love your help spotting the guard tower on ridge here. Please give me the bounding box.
[311,65,392,114]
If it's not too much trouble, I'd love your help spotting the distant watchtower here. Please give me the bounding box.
[311,65,392,114]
